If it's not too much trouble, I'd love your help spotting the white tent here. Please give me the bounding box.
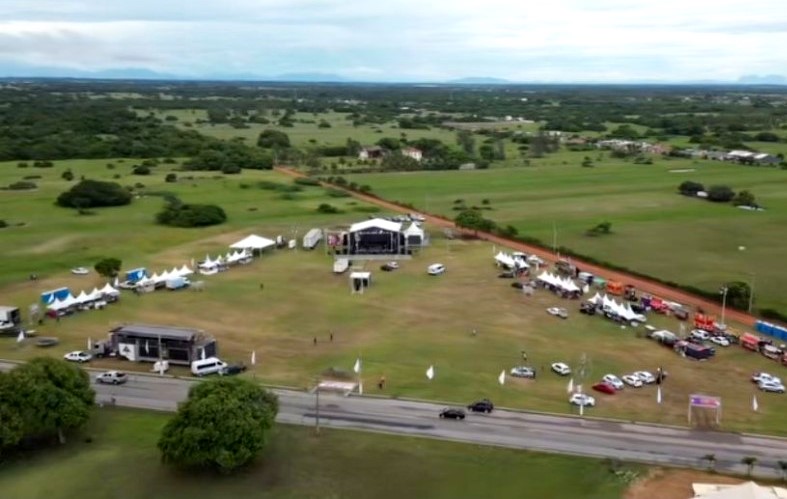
[178,264,193,276]
[560,278,580,293]
[495,251,516,268]
[47,298,68,311]
[149,272,161,283]
[199,256,216,270]
[403,222,424,238]
[100,283,120,296]
[51,293,78,310]
[589,292,602,304]
[230,234,276,251]
[75,291,92,304]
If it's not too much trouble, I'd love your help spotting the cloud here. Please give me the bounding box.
[0,0,785,81]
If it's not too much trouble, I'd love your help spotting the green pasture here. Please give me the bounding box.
[2,155,787,435]
[0,408,634,499]
[346,154,787,313]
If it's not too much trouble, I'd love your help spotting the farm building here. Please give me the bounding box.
[402,147,423,162]
[358,146,385,160]
[108,323,217,366]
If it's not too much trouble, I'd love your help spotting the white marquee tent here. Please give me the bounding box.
[230,235,276,251]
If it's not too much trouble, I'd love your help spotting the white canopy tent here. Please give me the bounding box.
[178,264,193,276]
[230,235,276,252]
[403,222,424,239]
[100,283,119,296]
[495,251,516,268]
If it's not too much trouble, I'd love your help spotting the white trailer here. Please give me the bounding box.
[303,228,323,250]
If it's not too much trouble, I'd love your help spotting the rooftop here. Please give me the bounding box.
[110,323,206,342]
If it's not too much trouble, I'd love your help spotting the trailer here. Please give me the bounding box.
[303,228,323,250]
[0,306,22,334]
[165,276,189,290]
[333,258,350,274]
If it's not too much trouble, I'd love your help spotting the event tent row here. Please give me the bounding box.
[588,293,647,322]
[198,250,252,274]
[136,265,194,287]
[536,271,581,293]
[47,283,120,311]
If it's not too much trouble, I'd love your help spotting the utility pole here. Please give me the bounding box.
[314,383,320,434]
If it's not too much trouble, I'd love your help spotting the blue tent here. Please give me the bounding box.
[125,268,147,284]
[40,287,71,304]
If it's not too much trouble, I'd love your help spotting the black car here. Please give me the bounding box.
[439,408,466,420]
[511,282,526,289]
[221,363,248,376]
[498,271,515,279]
[467,399,494,413]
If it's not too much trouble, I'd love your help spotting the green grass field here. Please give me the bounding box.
[0,408,636,499]
[345,153,787,313]
[3,156,787,436]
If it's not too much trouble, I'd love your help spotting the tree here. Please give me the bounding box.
[732,190,756,207]
[725,281,751,310]
[345,138,362,157]
[158,378,278,473]
[156,200,227,228]
[454,209,497,235]
[701,453,717,472]
[456,130,475,155]
[56,179,132,208]
[678,181,704,196]
[0,372,25,454]
[257,129,291,149]
[754,132,780,142]
[8,358,94,445]
[61,169,74,181]
[94,257,122,278]
[707,185,735,203]
[376,137,402,150]
[165,173,177,183]
[741,456,758,477]
[133,165,151,175]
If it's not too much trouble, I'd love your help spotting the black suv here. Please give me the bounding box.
[221,363,248,376]
[467,399,494,413]
[439,408,466,420]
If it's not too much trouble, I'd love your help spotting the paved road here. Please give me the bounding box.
[275,167,761,328]
[4,361,783,478]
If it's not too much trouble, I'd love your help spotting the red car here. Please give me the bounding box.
[592,382,617,395]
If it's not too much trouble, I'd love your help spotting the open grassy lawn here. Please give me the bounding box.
[2,156,787,435]
[345,153,787,314]
[0,408,636,499]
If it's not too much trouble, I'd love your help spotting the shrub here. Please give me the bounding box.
[17,162,28,168]
[0,219,7,228]
[678,181,704,195]
[707,185,735,203]
[7,181,37,190]
[316,203,340,214]
[57,180,132,208]
[156,199,227,228]
[165,173,178,183]
[221,164,241,174]
[294,177,321,186]
[32,160,54,168]
[22,175,42,180]
[326,188,350,198]
[61,169,74,181]
[133,165,151,176]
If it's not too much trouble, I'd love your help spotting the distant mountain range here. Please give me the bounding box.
[0,64,785,86]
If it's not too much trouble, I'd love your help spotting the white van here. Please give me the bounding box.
[427,263,446,275]
[191,357,228,377]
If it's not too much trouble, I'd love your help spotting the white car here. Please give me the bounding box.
[758,380,785,393]
[96,371,129,385]
[510,366,536,378]
[602,374,624,390]
[752,372,782,385]
[709,336,730,347]
[387,261,400,269]
[551,362,571,376]
[527,255,545,265]
[427,263,445,275]
[570,393,596,407]
[546,307,568,319]
[622,374,643,387]
[633,371,656,384]
[690,329,710,341]
[63,351,92,363]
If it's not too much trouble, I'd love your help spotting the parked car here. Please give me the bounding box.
[63,351,92,363]
[546,307,569,319]
[622,374,643,387]
[758,380,785,393]
[551,362,571,376]
[601,374,624,390]
[633,371,656,384]
[95,371,128,385]
[709,336,730,347]
[498,271,515,279]
[467,399,494,413]
[511,282,526,290]
[579,302,597,315]
[510,366,536,378]
[439,408,466,420]
[221,363,248,376]
[569,393,596,407]
[427,263,446,275]
[690,329,710,341]
[592,382,617,395]
[752,372,782,385]
[381,264,396,272]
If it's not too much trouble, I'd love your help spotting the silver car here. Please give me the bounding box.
[510,366,536,378]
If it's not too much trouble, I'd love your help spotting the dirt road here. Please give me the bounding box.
[277,167,758,328]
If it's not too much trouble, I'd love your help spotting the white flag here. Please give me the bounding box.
[145,340,149,354]
[16,330,24,343]
[190,258,195,268]
[657,386,662,405]
[353,358,361,374]
[579,396,584,416]
[567,377,574,394]
[498,369,506,385]
[426,365,435,380]
[201,349,206,361]
[752,394,759,412]
[87,337,92,350]
[251,350,256,366]
[113,277,119,287]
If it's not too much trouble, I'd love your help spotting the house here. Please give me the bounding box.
[402,147,423,162]
[358,146,385,160]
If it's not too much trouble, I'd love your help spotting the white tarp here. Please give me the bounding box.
[230,234,276,250]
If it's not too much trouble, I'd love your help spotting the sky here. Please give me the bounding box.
[0,0,785,82]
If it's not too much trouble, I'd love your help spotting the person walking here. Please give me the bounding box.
[330,332,334,342]
[313,337,317,346]
[521,350,528,361]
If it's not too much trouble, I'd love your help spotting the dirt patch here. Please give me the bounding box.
[625,468,743,499]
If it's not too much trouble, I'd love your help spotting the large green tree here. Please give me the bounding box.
[7,358,94,445]
[158,378,278,473]
[0,372,25,454]
[56,179,132,209]
[454,209,497,235]
[94,257,122,278]
[257,129,291,149]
